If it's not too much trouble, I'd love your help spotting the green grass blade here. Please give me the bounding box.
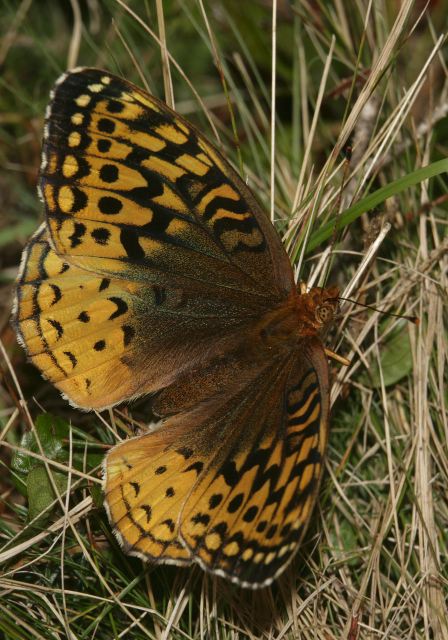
[307,158,448,252]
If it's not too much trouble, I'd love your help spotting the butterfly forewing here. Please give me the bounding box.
[40,68,294,298]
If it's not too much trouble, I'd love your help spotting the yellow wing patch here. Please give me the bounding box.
[14,225,141,409]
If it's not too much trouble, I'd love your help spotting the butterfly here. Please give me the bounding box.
[13,68,341,588]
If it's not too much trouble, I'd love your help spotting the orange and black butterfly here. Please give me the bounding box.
[13,68,340,588]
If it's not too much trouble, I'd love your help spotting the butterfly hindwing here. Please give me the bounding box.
[181,345,329,586]
[104,338,329,587]
[105,434,196,565]
[14,224,140,408]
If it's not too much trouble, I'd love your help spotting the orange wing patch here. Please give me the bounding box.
[105,431,205,564]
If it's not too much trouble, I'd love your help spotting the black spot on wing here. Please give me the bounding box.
[49,284,62,306]
[99,196,122,215]
[155,465,167,475]
[130,482,140,497]
[122,325,135,346]
[242,505,258,522]
[256,520,267,533]
[94,340,106,351]
[99,278,110,291]
[108,297,128,319]
[47,318,63,339]
[209,494,223,509]
[120,228,145,260]
[97,118,115,134]
[91,227,111,245]
[162,518,175,533]
[191,512,210,526]
[219,459,239,488]
[68,222,86,248]
[185,461,204,475]
[100,164,119,183]
[107,99,124,114]
[97,139,111,153]
[140,504,152,523]
[227,493,244,513]
[64,351,77,368]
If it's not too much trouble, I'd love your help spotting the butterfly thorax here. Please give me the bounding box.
[254,285,339,352]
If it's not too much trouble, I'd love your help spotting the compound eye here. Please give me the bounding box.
[316,304,334,324]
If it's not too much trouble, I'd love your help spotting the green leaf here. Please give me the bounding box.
[27,465,67,523]
[363,324,414,388]
[90,484,104,509]
[11,414,69,474]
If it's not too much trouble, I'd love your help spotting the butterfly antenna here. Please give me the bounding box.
[324,288,418,368]
[337,296,419,325]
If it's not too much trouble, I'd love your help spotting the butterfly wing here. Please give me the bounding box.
[15,68,331,587]
[14,67,295,409]
[105,337,329,587]
[40,67,293,297]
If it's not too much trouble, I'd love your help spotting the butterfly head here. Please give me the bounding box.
[296,284,340,334]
